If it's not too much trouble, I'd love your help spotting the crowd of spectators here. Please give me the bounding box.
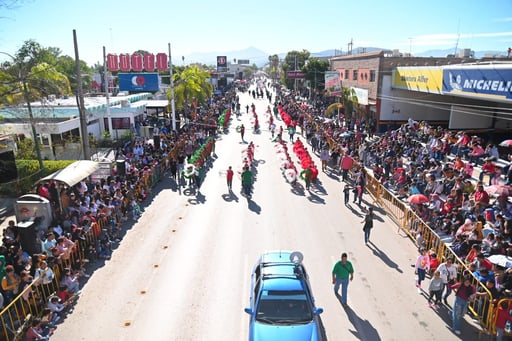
[274,90,512,304]
[0,90,235,338]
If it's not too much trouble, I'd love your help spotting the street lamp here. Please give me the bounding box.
[0,51,45,173]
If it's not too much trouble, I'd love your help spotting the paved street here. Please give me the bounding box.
[50,84,479,341]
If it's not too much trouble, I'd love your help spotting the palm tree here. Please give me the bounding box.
[0,40,71,171]
[170,65,212,111]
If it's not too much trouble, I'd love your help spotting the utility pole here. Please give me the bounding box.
[73,29,91,160]
[168,43,177,131]
[103,46,113,135]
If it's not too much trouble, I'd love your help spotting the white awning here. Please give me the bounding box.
[37,160,99,188]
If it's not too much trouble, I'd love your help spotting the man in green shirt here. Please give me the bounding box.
[332,253,354,306]
[241,166,253,198]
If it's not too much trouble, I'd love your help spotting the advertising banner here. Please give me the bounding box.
[107,54,119,72]
[143,53,155,71]
[119,54,131,72]
[443,67,512,101]
[286,71,305,79]
[217,56,227,72]
[324,71,341,96]
[118,73,159,92]
[392,67,443,94]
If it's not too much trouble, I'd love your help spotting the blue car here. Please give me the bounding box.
[244,251,324,341]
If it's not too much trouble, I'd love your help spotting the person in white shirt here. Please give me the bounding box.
[437,257,458,305]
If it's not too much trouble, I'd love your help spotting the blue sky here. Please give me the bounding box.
[0,0,511,66]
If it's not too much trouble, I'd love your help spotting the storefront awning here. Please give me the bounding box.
[37,160,99,188]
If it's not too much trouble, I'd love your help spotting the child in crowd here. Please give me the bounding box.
[427,271,443,307]
[343,184,351,205]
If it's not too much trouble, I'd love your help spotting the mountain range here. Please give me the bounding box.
[183,46,506,67]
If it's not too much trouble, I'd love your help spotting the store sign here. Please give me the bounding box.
[118,73,160,92]
[287,71,305,79]
[217,55,227,72]
[107,52,168,72]
[443,67,512,101]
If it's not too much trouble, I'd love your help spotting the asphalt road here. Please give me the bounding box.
[51,83,479,341]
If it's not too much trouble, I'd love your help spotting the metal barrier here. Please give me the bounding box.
[365,172,508,336]
[0,135,217,340]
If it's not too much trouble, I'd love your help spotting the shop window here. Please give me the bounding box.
[370,70,376,82]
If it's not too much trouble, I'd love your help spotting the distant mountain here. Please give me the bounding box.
[413,48,504,58]
[183,46,507,67]
[183,46,270,66]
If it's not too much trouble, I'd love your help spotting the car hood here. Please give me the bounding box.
[251,321,320,341]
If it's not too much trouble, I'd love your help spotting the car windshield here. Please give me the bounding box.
[255,290,313,324]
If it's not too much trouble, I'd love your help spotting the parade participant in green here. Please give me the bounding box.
[241,166,253,198]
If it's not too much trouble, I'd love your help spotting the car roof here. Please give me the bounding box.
[258,251,307,292]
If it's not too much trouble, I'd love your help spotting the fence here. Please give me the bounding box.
[365,172,510,337]
[0,147,178,341]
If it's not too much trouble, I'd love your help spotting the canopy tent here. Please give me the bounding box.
[36,160,99,188]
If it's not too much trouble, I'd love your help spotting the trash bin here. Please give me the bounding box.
[18,220,40,255]
[116,160,126,176]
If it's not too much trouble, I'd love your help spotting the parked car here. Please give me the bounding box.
[244,251,324,341]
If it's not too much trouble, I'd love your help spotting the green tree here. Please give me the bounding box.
[55,55,92,95]
[0,40,71,105]
[170,65,213,111]
[282,50,310,90]
[267,54,280,83]
[340,87,359,120]
[15,137,36,159]
[302,58,330,98]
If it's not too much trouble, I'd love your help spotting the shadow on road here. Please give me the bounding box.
[187,191,206,205]
[307,191,326,204]
[290,183,306,196]
[366,241,403,273]
[338,300,381,341]
[345,204,364,217]
[247,198,261,214]
[221,191,239,202]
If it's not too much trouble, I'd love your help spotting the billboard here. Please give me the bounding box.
[392,67,443,94]
[118,73,159,92]
[237,59,250,64]
[443,67,512,101]
[107,52,168,71]
[217,56,227,72]
[324,71,341,96]
[286,71,305,79]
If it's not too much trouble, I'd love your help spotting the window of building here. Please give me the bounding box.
[345,69,349,79]
[353,70,358,81]
[370,70,376,82]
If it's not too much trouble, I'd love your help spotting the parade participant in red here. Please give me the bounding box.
[226,166,234,190]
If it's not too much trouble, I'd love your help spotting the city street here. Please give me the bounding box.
[51,84,479,341]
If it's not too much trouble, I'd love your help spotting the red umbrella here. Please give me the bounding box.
[485,185,512,197]
[499,139,512,147]
[407,194,429,205]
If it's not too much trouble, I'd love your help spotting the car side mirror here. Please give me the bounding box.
[244,307,253,315]
[313,308,324,315]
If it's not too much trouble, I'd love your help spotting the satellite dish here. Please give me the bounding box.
[289,251,304,264]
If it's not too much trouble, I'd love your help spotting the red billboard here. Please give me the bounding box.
[119,54,131,72]
[144,53,155,71]
[156,53,168,71]
[131,53,143,72]
[106,52,168,72]
[107,54,119,71]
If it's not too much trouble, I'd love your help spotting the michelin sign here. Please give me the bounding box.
[443,66,512,101]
